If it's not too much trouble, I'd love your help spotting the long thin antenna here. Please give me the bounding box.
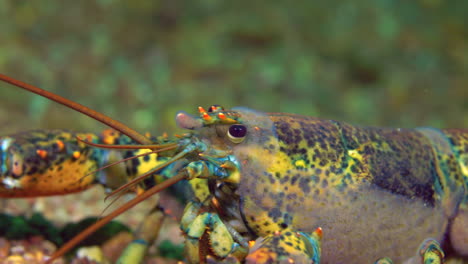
[77,137,178,149]
[0,73,152,145]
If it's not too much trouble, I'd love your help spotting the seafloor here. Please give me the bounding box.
[2,187,184,263]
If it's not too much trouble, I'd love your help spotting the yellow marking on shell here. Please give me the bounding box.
[72,151,81,159]
[459,154,468,176]
[255,140,296,175]
[220,161,240,183]
[189,178,210,202]
[236,135,303,196]
[249,143,296,193]
[345,147,371,183]
[132,149,161,175]
[347,149,360,159]
[17,150,97,196]
[235,134,341,237]
[247,228,316,263]
[294,159,306,168]
[242,199,286,235]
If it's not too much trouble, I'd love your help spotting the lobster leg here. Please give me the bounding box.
[374,238,445,264]
[181,201,248,263]
[116,206,166,263]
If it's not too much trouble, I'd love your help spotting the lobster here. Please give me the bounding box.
[0,73,467,263]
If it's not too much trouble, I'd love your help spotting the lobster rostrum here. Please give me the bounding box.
[0,73,467,263]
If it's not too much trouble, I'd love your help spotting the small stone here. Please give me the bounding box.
[5,255,26,264]
[0,237,11,258]
[75,246,108,264]
[101,231,134,262]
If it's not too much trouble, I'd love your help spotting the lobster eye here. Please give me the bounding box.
[227,124,247,143]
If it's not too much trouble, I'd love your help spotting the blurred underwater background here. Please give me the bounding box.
[0,0,467,135]
[0,1,467,263]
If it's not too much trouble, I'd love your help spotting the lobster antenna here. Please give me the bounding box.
[45,171,188,264]
[76,136,178,150]
[0,73,152,145]
[100,186,133,217]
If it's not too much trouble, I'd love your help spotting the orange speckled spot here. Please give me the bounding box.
[249,240,256,248]
[198,106,207,113]
[73,151,81,159]
[56,140,65,151]
[136,186,145,195]
[202,112,211,121]
[314,227,323,239]
[246,248,278,264]
[36,149,48,159]
[101,129,119,145]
